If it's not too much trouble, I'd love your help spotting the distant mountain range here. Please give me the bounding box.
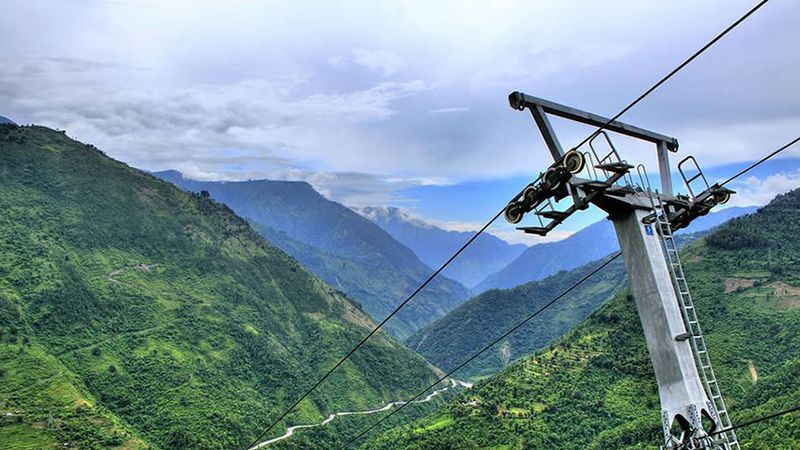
[474,205,757,293]
[0,115,16,125]
[357,206,527,289]
[154,171,471,339]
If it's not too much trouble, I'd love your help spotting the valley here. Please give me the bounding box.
[2,2,795,449]
[154,171,471,340]
[0,124,794,450]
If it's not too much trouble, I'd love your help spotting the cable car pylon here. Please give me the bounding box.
[506,92,736,449]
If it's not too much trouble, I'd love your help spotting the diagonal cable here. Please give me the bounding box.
[720,135,800,187]
[337,253,621,449]
[242,209,504,449]
[338,135,800,448]
[571,0,769,152]
[710,404,800,437]
[244,1,771,448]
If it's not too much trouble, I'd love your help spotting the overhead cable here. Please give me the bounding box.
[337,253,622,449]
[244,1,771,447]
[719,135,800,187]
[242,209,505,449]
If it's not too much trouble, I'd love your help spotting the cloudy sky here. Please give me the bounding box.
[2,0,799,244]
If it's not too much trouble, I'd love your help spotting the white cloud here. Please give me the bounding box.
[428,107,470,114]
[1,0,797,216]
[352,49,406,77]
[0,55,432,181]
[724,169,800,208]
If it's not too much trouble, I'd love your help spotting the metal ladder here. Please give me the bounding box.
[649,191,739,450]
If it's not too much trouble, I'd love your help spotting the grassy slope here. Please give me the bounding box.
[366,191,800,449]
[0,125,443,449]
[154,171,470,340]
[256,224,463,339]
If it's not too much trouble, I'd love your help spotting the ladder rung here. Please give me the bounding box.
[685,173,703,183]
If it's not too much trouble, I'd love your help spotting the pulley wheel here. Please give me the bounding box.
[563,150,586,174]
[544,168,561,189]
[715,192,730,204]
[523,185,538,203]
[504,202,523,224]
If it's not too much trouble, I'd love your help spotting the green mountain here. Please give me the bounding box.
[407,229,714,379]
[408,256,626,379]
[366,190,800,449]
[475,207,756,293]
[356,206,527,289]
[153,171,470,339]
[0,124,445,449]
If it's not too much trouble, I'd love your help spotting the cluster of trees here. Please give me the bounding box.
[0,126,442,449]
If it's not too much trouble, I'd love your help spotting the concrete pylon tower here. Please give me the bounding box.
[504,92,738,449]
[614,207,718,446]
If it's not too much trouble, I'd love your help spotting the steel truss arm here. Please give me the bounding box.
[509,91,679,151]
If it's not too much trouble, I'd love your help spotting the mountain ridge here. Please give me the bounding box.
[476,205,757,293]
[357,205,527,289]
[405,227,718,379]
[0,124,444,449]
[153,170,471,339]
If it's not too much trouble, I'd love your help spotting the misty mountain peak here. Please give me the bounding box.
[356,205,435,229]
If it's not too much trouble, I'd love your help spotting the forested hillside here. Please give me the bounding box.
[409,229,715,379]
[0,125,444,449]
[408,256,626,379]
[366,190,800,449]
[155,171,470,339]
